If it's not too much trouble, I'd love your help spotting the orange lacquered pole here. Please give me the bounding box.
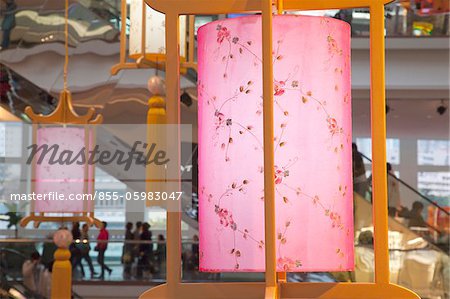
[369,3,390,285]
[261,0,277,290]
[165,12,182,290]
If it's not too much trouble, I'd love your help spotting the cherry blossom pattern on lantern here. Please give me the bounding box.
[199,80,263,162]
[214,24,262,79]
[277,81,350,156]
[277,220,302,271]
[201,183,265,270]
[200,16,351,271]
[320,17,345,69]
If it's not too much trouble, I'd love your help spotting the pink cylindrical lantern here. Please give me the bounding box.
[198,15,353,272]
[34,126,94,213]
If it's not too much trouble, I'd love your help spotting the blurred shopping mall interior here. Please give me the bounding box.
[0,0,449,298]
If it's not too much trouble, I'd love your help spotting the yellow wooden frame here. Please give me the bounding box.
[139,0,420,298]
[20,90,103,228]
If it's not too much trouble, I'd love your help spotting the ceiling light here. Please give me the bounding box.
[437,100,447,115]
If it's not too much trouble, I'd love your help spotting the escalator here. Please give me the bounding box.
[1,62,200,231]
[353,153,449,299]
[358,153,449,252]
[0,0,200,231]
[1,0,120,52]
[0,248,83,299]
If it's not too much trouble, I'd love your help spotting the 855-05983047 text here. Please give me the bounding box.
[9,191,183,201]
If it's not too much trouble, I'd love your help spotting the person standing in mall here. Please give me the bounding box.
[22,251,41,293]
[122,222,134,278]
[387,163,402,216]
[70,222,84,276]
[0,0,17,50]
[41,232,57,269]
[133,221,143,270]
[352,143,368,198]
[408,201,427,228]
[133,221,143,239]
[80,223,97,278]
[137,222,153,278]
[154,234,166,276]
[192,234,200,271]
[96,221,112,279]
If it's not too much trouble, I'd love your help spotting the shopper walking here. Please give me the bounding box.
[387,163,401,216]
[80,223,97,278]
[122,222,134,278]
[352,143,368,198]
[22,251,41,293]
[70,222,84,276]
[154,234,166,275]
[137,222,153,278]
[96,221,112,279]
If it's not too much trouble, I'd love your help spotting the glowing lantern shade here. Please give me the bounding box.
[129,0,187,60]
[198,15,353,272]
[34,126,94,214]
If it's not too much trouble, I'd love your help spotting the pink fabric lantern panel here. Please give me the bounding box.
[34,126,94,213]
[198,15,353,272]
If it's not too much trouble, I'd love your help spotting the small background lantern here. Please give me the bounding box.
[111,0,196,75]
[19,0,103,297]
[20,91,102,228]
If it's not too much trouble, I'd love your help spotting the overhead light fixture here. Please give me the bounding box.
[437,100,447,115]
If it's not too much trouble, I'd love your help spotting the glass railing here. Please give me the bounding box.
[333,0,450,37]
[83,0,450,38]
[0,236,448,297]
[0,0,121,53]
[0,63,56,120]
[1,0,448,56]
[357,152,449,253]
[0,239,265,284]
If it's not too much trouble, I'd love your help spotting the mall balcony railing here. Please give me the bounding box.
[0,236,448,298]
[0,0,448,56]
[0,0,121,53]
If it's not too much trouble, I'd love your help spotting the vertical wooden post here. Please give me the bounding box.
[164,12,182,290]
[188,15,195,64]
[369,3,390,285]
[119,0,127,64]
[141,0,147,56]
[261,0,277,292]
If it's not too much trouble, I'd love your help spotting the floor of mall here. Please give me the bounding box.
[0,0,449,299]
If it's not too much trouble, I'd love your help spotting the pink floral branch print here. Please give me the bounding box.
[277,220,302,271]
[281,184,349,233]
[201,81,263,161]
[202,182,265,270]
[215,24,262,78]
[213,24,347,154]
[201,19,351,271]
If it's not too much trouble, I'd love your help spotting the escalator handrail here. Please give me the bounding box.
[360,152,450,216]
